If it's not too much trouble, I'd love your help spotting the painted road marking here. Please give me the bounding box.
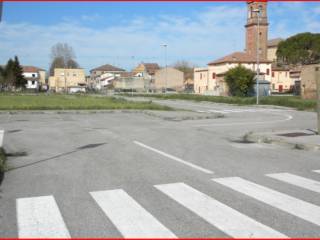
[313,170,320,174]
[134,141,213,174]
[0,130,4,147]
[90,189,176,238]
[267,172,320,193]
[213,177,320,226]
[16,195,70,238]
[155,182,287,238]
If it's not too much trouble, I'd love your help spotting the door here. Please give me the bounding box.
[279,85,283,93]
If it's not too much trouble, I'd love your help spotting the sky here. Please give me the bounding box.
[0,2,320,73]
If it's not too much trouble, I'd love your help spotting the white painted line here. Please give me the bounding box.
[213,177,320,226]
[155,182,287,238]
[196,114,293,127]
[90,189,176,238]
[16,195,70,238]
[267,172,320,193]
[313,170,320,174]
[0,130,4,147]
[134,141,213,174]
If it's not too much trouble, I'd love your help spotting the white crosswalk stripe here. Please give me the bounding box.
[266,172,320,193]
[90,189,176,238]
[155,182,287,238]
[213,177,320,227]
[16,195,70,238]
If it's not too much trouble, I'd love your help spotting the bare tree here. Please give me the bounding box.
[49,43,79,76]
[172,60,196,80]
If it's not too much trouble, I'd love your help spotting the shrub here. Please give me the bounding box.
[224,66,255,97]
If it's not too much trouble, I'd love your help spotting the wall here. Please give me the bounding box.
[114,77,145,91]
[194,68,209,94]
[267,46,277,62]
[38,70,46,85]
[154,68,184,91]
[194,62,271,96]
[301,64,318,99]
[270,70,293,93]
[23,72,38,78]
[26,79,38,89]
[49,68,86,92]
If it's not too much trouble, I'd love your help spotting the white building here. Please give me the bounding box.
[22,66,46,90]
[194,52,272,95]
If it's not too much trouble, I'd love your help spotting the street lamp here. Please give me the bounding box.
[161,44,168,93]
[252,6,262,104]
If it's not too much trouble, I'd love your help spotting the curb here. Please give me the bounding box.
[246,132,320,151]
[0,130,4,148]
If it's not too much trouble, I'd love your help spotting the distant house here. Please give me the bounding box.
[90,64,125,89]
[270,64,293,93]
[194,52,272,95]
[133,63,160,79]
[49,68,86,92]
[22,66,46,90]
[153,67,184,92]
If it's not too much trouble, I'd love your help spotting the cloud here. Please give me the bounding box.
[0,2,318,72]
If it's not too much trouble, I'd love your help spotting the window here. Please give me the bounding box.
[272,72,275,77]
[32,74,36,77]
[266,69,270,75]
[200,73,202,79]
[212,73,216,79]
[32,81,35,85]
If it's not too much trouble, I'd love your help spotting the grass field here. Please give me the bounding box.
[0,94,172,111]
[122,93,317,111]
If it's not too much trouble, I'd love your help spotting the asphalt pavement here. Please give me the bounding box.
[0,99,319,238]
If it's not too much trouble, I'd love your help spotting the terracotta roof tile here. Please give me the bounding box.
[90,64,125,72]
[22,66,45,72]
[208,52,271,65]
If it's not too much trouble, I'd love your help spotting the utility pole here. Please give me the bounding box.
[253,7,262,105]
[316,65,320,135]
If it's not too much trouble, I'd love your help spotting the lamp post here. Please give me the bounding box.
[161,44,167,93]
[253,7,262,104]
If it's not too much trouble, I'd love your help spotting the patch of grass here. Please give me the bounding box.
[0,94,172,111]
[122,93,317,111]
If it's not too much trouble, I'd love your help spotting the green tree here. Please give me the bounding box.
[225,66,255,97]
[0,65,4,89]
[5,59,15,88]
[13,56,27,88]
[276,32,320,65]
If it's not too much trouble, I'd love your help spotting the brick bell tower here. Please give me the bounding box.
[245,1,268,59]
